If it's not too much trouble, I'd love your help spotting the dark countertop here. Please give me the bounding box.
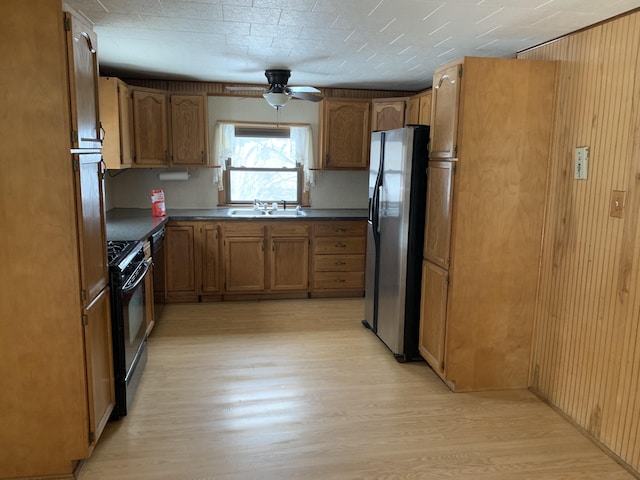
[106,207,368,241]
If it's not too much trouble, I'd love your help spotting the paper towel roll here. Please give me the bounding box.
[158,171,190,181]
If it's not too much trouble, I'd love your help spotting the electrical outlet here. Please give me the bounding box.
[575,146,589,180]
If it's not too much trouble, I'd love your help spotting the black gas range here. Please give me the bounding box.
[107,240,150,419]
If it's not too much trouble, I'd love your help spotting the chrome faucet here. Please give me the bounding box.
[254,199,268,210]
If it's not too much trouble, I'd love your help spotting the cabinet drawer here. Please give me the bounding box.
[270,222,309,237]
[313,271,364,289]
[223,222,265,236]
[313,222,366,237]
[314,254,364,272]
[313,237,366,255]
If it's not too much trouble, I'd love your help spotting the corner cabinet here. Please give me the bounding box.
[1,2,114,477]
[319,98,371,170]
[418,56,557,392]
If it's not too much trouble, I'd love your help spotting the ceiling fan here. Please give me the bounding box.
[226,69,322,110]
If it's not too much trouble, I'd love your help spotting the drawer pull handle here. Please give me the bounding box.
[335,261,346,265]
[336,279,346,283]
[335,242,346,248]
[335,228,347,232]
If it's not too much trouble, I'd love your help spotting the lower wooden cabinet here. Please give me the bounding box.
[418,260,448,374]
[311,221,366,297]
[165,221,221,302]
[83,287,115,449]
[165,219,366,301]
[223,222,266,293]
[223,221,309,296]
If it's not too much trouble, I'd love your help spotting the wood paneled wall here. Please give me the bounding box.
[518,11,640,475]
[123,78,415,99]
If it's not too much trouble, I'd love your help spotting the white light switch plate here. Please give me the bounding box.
[575,146,589,180]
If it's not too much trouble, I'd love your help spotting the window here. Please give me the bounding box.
[213,122,315,205]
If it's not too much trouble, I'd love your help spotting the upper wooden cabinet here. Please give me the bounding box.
[170,94,208,166]
[134,89,210,167]
[132,88,170,166]
[64,11,102,150]
[405,90,433,127]
[418,56,557,392]
[418,91,432,125]
[371,98,407,131]
[99,77,134,169]
[430,64,461,159]
[319,98,371,170]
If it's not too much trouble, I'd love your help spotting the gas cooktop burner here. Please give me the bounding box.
[107,240,138,266]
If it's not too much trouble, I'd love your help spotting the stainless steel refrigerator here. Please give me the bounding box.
[364,125,430,361]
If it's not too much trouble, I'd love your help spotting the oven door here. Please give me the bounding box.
[121,259,150,381]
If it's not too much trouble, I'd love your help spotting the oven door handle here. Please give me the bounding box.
[122,260,150,294]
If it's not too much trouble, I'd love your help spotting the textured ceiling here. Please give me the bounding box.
[65,0,640,91]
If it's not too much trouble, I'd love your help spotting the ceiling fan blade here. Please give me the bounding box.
[289,91,323,102]
[288,86,321,93]
[226,86,265,92]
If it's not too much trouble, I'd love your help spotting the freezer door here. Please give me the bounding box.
[364,131,384,331]
[376,128,414,355]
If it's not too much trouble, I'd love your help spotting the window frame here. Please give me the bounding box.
[217,121,311,207]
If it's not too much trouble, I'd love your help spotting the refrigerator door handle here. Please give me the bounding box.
[368,196,373,224]
[376,185,383,233]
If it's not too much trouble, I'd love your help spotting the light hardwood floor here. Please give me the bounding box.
[78,299,635,480]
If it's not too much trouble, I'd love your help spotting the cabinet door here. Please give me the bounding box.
[132,89,169,166]
[83,287,115,447]
[270,237,309,291]
[166,224,196,294]
[170,94,208,166]
[372,100,406,131]
[424,161,455,270]
[418,261,448,374]
[418,91,432,125]
[406,96,420,125]
[430,64,461,158]
[201,224,221,293]
[99,77,134,169]
[75,153,108,302]
[224,237,265,292]
[118,81,135,165]
[320,99,371,170]
[64,12,102,150]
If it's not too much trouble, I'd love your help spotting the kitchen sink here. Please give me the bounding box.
[227,209,266,217]
[227,208,307,218]
[264,209,307,217]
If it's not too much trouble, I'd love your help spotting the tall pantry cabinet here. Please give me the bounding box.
[419,57,557,392]
[0,1,114,478]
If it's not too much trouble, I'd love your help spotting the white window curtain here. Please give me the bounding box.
[213,122,315,193]
[212,122,235,190]
[289,125,315,192]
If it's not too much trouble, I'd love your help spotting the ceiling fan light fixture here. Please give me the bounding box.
[263,91,291,109]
